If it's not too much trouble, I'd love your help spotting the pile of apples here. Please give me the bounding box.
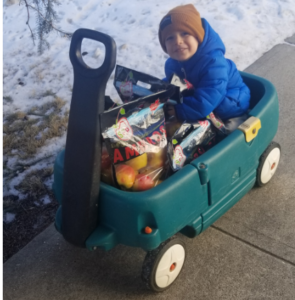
[100,146,114,186]
[101,145,166,192]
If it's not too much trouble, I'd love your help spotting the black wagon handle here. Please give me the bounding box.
[69,28,116,79]
[62,29,116,247]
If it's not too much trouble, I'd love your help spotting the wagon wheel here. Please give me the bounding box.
[141,236,186,292]
[257,141,281,187]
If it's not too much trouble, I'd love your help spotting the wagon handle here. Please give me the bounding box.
[69,29,116,79]
[62,29,116,247]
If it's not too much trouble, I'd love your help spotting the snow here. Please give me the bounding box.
[41,195,51,205]
[3,212,16,224]
[2,1,295,200]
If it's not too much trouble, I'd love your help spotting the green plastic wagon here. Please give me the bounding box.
[53,29,280,292]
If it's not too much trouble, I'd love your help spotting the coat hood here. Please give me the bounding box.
[179,18,226,69]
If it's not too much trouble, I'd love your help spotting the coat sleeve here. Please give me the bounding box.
[175,56,229,122]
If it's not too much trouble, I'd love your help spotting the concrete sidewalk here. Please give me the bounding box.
[4,35,295,300]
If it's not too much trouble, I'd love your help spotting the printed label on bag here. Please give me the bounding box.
[115,117,133,141]
[120,81,133,97]
[208,112,224,129]
[198,120,209,128]
[184,79,194,89]
[150,99,160,112]
[173,145,186,168]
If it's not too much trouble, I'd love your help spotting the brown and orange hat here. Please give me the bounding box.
[158,4,205,52]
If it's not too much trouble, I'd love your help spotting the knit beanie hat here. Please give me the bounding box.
[158,4,205,53]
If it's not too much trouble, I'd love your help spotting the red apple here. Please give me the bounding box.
[139,166,163,181]
[101,165,114,186]
[101,146,112,170]
[148,148,166,169]
[132,173,154,191]
[115,164,136,189]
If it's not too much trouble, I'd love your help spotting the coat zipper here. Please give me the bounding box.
[181,67,187,79]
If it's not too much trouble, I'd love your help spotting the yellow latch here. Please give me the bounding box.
[238,116,261,142]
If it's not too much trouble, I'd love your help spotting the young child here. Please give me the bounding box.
[158,4,250,131]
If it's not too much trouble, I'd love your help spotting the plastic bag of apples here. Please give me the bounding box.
[101,95,170,192]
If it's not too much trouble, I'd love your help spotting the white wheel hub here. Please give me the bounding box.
[155,244,185,288]
[260,147,280,184]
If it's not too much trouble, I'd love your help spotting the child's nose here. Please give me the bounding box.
[175,35,183,44]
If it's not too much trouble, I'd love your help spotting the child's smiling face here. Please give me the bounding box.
[165,31,199,61]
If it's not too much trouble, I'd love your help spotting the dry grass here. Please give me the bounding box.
[3,97,69,159]
[3,95,66,262]
[4,111,27,123]
[14,168,53,198]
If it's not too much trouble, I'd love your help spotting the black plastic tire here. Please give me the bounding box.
[257,141,281,187]
[141,236,186,292]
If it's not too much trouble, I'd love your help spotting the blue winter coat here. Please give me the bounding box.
[164,19,250,122]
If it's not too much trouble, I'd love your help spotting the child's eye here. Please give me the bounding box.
[166,36,173,42]
[182,32,189,37]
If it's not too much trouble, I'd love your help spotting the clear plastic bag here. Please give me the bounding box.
[100,143,115,186]
[101,97,169,191]
[168,120,216,171]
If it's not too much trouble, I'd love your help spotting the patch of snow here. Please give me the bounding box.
[3,212,16,224]
[41,195,51,205]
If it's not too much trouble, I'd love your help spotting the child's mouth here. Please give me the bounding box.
[175,48,187,53]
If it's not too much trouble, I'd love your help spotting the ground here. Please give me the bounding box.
[3,194,59,263]
[3,98,68,263]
